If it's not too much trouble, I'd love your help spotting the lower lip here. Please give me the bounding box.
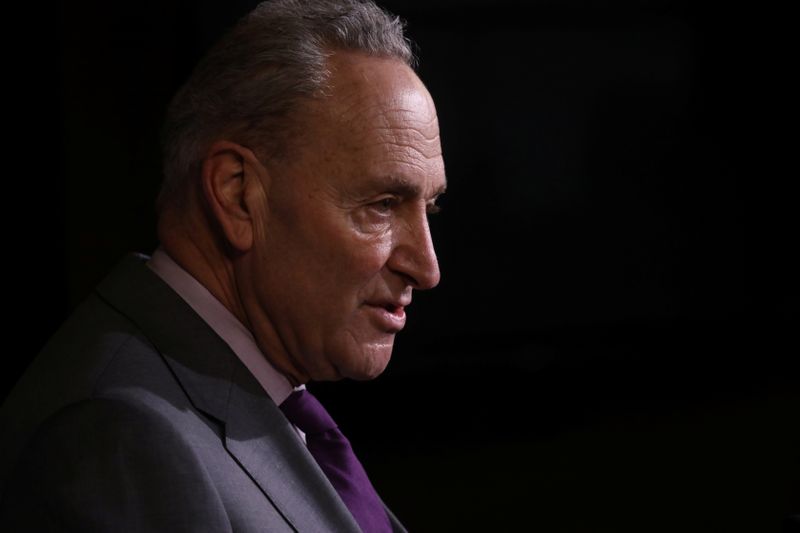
[364,305,406,332]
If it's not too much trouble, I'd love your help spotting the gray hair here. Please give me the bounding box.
[156,0,415,216]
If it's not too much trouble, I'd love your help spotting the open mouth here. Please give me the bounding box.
[364,301,407,332]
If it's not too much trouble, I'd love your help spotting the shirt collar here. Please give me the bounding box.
[144,245,304,405]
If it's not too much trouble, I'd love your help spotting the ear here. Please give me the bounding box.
[199,140,270,253]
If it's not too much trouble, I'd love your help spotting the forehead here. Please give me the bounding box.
[325,52,437,120]
[296,52,445,195]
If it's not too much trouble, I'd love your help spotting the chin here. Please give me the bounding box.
[347,361,390,381]
[338,343,393,381]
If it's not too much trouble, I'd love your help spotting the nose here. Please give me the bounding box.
[389,221,440,290]
[387,206,441,290]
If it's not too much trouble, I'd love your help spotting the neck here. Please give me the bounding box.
[156,206,310,386]
[158,214,243,322]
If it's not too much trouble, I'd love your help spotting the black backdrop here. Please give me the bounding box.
[4,1,795,531]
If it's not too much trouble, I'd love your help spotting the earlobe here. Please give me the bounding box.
[200,140,269,254]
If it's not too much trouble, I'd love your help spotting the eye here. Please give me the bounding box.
[427,193,444,215]
[370,196,398,214]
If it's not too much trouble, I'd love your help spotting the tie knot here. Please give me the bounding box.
[279,389,337,435]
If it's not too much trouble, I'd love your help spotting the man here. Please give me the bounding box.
[0,0,445,531]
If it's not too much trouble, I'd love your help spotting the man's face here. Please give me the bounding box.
[243,52,445,382]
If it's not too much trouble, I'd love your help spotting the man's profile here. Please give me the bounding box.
[0,1,445,531]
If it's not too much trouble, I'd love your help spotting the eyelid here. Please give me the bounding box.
[367,195,441,216]
[368,195,398,214]
[427,192,444,215]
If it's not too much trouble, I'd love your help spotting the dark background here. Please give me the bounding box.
[4,1,795,531]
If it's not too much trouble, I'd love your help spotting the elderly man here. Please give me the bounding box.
[0,1,445,531]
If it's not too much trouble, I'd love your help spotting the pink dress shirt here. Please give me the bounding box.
[145,245,306,441]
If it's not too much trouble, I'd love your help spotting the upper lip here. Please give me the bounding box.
[366,297,411,311]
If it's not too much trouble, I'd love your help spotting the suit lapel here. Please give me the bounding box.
[94,252,361,533]
[384,502,409,533]
[225,363,361,532]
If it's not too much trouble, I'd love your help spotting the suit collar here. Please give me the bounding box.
[94,252,361,533]
[146,246,296,406]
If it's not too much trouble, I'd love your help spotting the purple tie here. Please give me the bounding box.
[279,389,392,533]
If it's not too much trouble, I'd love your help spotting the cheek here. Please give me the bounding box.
[277,207,396,300]
[343,233,394,280]
[318,214,393,273]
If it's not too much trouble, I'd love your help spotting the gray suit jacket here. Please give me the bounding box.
[0,252,407,532]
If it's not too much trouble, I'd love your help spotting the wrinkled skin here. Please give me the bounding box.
[235,51,446,383]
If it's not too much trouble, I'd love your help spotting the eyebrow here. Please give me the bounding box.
[378,174,447,200]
